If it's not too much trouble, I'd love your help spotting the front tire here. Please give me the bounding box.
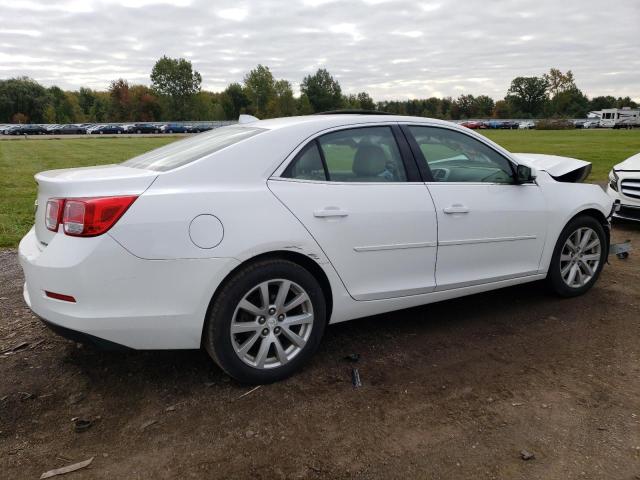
[547,215,606,297]
[204,259,326,384]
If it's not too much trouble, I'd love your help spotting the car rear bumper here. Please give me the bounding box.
[19,227,239,349]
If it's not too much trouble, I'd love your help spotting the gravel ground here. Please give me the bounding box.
[1,221,639,480]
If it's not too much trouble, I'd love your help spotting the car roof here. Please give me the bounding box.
[249,114,459,131]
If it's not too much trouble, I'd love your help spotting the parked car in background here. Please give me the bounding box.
[55,124,87,135]
[160,123,190,134]
[19,113,613,384]
[186,124,214,133]
[125,123,161,134]
[518,121,535,129]
[582,120,599,129]
[460,121,484,129]
[6,124,48,135]
[573,120,586,129]
[501,121,520,129]
[607,153,640,222]
[88,124,125,135]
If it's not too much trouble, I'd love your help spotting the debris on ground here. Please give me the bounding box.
[73,419,93,433]
[67,392,85,405]
[165,405,176,412]
[511,402,524,407]
[236,385,261,400]
[520,450,535,461]
[40,457,94,479]
[140,419,158,430]
[2,341,29,354]
[343,353,360,363]
[351,367,362,388]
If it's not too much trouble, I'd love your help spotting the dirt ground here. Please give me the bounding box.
[1,222,639,480]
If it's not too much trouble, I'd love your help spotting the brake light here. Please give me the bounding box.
[57,196,137,237]
[45,291,76,303]
[45,198,64,232]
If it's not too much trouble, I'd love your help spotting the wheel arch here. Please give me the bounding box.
[570,207,611,252]
[201,250,334,345]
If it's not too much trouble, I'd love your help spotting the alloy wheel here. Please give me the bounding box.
[230,279,314,369]
[560,227,601,288]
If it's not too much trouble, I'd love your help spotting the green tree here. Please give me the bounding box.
[506,76,549,117]
[356,92,375,110]
[268,79,297,117]
[220,82,250,119]
[243,64,276,117]
[300,68,342,113]
[547,86,589,117]
[297,94,314,115]
[150,56,202,120]
[129,85,161,121]
[474,95,494,117]
[0,77,50,123]
[589,96,616,111]
[492,99,513,119]
[543,68,575,98]
[108,79,131,121]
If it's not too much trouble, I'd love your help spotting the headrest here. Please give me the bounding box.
[353,144,387,177]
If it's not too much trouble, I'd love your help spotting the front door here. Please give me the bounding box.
[402,124,547,290]
[269,125,438,301]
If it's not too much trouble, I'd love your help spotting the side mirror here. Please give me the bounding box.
[516,164,537,184]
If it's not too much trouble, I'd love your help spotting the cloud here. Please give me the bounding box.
[0,0,637,101]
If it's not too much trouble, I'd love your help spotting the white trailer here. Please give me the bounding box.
[590,107,640,128]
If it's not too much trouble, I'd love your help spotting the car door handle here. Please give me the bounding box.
[443,204,470,214]
[314,207,349,218]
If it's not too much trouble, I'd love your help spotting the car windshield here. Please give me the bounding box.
[122,125,266,172]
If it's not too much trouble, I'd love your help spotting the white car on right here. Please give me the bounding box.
[608,153,640,221]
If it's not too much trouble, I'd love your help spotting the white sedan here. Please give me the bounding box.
[19,113,614,383]
[607,152,640,221]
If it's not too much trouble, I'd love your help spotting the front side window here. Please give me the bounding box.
[406,126,514,183]
[123,125,266,171]
[283,126,407,182]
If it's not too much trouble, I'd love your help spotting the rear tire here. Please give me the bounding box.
[203,259,326,384]
[546,215,606,297]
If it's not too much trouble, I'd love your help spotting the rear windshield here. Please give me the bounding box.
[122,125,266,171]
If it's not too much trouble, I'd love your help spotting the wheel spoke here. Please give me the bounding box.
[560,254,572,262]
[259,283,270,309]
[282,327,306,348]
[230,322,260,334]
[579,259,594,276]
[585,238,600,251]
[273,337,288,365]
[282,312,313,327]
[579,229,592,250]
[254,337,271,368]
[565,237,578,253]
[237,332,260,356]
[561,262,572,276]
[582,253,601,262]
[239,299,263,316]
[284,292,310,313]
[274,280,291,310]
[565,264,578,286]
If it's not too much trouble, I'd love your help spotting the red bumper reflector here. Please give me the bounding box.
[45,291,76,303]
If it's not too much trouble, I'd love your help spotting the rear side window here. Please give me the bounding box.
[283,126,407,182]
[123,125,266,171]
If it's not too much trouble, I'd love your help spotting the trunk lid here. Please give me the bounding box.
[34,164,157,246]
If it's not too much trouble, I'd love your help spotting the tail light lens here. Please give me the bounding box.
[45,198,65,231]
[48,196,138,237]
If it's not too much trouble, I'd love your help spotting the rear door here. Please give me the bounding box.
[402,124,548,290]
[268,124,438,301]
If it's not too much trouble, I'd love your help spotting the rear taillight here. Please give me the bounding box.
[45,198,64,232]
[62,196,138,237]
[43,196,137,237]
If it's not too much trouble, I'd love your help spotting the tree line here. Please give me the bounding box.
[0,58,637,124]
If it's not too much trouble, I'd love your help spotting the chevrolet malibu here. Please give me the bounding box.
[19,113,614,384]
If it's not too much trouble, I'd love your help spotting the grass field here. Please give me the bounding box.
[1,130,639,247]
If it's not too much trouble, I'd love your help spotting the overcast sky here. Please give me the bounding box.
[0,0,638,101]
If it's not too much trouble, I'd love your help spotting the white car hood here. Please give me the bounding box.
[514,153,592,182]
[614,152,640,171]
